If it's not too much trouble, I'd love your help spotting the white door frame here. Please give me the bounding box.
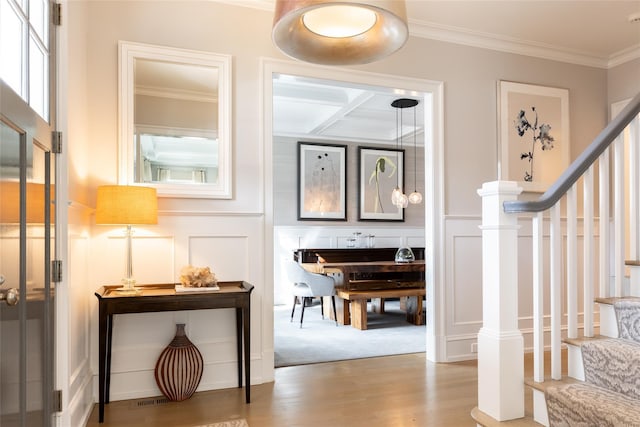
[260,57,447,363]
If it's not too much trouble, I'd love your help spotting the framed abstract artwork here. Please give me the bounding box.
[498,81,570,192]
[297,142,347,220]
[358,146,404,221]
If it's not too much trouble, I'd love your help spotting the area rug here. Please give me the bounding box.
[275,299,426,367]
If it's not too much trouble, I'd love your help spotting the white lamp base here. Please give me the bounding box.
[115,278,142,295]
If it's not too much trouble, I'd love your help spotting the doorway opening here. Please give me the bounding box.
[263,63,443,367]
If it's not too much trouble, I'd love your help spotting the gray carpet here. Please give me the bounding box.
[274,299,426,367]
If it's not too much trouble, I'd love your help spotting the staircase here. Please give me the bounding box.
[545,299,640,426]
[475,91,640,426]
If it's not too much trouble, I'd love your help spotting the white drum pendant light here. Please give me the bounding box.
[272,0,408,65]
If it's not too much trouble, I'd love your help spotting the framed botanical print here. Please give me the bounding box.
[358,146,404,221]
[297,142,347,220]
[498,81,570,192]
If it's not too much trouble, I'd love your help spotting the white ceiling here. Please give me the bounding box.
[257,0,640,144]
[405,0,640,65]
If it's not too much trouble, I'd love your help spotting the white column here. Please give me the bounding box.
[477,181,524,421]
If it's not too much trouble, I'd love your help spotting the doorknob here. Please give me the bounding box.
[0,288,19,306]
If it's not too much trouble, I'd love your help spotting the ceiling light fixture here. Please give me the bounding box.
[391,97,420,208]
[408,104,422,204]
[272,0,408,65]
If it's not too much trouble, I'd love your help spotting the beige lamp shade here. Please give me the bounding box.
[95,185,158,225]
[0,181,55,224]
[272,0,408,65]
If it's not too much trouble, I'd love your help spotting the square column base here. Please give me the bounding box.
[477,328,525,421]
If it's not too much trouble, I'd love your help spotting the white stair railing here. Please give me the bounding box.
[477,92,640,424]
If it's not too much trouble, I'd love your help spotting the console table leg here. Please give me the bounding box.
[98,308,108,423]
[235,307,242,389]
[105,314,113,404]
[243,304,251,403]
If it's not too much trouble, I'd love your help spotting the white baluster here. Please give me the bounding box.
[614,134,625,296]
[629,115,640,297]
[550,203,562,380]
[583,166,594,337]
[567,185,578,339]
[629,116,639,261]
[532,212,544,382]
[599,149,611,298]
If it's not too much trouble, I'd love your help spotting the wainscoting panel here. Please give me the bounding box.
[443,215,602,361]
[90,213,267,403]
[188,236,249,282]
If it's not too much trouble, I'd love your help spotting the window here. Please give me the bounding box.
[0,0,50,120]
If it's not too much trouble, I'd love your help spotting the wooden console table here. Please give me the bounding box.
[94,281,254,423]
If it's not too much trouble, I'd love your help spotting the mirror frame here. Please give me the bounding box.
[118,41,232,198]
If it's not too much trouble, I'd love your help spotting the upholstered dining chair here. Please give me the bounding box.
[285,261,338,328]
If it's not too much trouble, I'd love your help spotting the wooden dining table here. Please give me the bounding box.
[303,260,426,329]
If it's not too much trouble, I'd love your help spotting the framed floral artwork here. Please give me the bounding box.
[358,146,404,221]
[498,81,570,192]
[297,142,347,220]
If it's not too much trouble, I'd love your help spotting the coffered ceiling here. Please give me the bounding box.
[273,74,426,145]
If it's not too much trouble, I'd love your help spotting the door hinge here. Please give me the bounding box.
[52,260,62,283]
[52,3,62,26]
[53,389,62,412]
[52,131,62,153]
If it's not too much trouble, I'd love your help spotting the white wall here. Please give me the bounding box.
[608,57,640,105]
[63,0,630,413]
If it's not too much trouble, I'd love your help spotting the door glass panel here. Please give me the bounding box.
[0,0,25,97]
[0,121,22,426]
[26,139,52,423]
[29,0,47,47]
[29,35,48,120]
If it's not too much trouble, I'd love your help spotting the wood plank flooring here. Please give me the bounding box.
[86,352,547,427]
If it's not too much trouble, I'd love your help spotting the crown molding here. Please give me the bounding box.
[408,19,611,69]
[213,1,638,69]
[608,44,640,68]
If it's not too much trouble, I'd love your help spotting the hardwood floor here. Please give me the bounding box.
[87,353,484,427]
[87,350,562,426]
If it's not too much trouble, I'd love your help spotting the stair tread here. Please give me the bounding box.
[595,296,640,305]
[525,376,582,393]
[625,260,640,266]
[563,334,608,346]
[546,382,640,425]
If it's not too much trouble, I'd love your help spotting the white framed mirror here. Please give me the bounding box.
[118,41,232,198]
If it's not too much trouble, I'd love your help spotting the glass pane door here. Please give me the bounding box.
[0,120,22,426]
[0,108,54,426]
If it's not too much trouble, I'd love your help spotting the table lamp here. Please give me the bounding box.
[95,185,158,294]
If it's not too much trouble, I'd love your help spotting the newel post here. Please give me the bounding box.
[476,181,524,421]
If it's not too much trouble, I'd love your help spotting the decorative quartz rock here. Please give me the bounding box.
[179,265,218,288]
